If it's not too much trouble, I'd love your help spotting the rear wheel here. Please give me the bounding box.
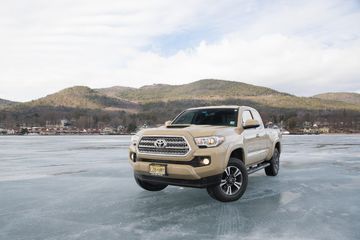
[134,175,167,191]
[265,148,280,176]
[207,158,248,202]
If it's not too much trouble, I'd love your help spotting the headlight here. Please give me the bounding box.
[194,136,225,148]
[131,135,140,146]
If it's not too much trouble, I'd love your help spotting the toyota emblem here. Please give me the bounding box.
[154,139,167,148]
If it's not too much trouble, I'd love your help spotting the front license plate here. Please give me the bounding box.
[149,164,166,176]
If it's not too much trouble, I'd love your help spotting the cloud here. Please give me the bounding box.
[0,0,359,101]
[117,34,360,96]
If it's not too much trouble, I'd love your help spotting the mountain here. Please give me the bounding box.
[2,80,359,112]
[26,86,138,111]
[313,92,360,105]
[1,79,359,132]
[97,79,288,102]
[0,98,17,109]
[4,79,356,112]
[97,79,360,111]
[96,86,136,99]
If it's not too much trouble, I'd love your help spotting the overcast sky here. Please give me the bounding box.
[1,0,360,101]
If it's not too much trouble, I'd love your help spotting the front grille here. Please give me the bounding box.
[138,136,190,156]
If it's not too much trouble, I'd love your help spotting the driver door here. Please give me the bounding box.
[242,110,263,165]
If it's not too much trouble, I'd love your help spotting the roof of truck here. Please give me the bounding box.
[187,105,252,110]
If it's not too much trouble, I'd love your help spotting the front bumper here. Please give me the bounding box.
[135,172,222,188]
[129,142,228,180]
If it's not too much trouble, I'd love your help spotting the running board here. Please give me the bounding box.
[247,162,270,174]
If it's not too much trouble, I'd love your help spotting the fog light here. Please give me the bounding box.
[130,152,136,162]
[201,158,210,166]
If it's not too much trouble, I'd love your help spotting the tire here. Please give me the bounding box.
[206,158,248,202]
[134,175,168,191]
[265,148,280,176]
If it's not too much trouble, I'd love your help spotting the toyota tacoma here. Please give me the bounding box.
[129,106,281,202]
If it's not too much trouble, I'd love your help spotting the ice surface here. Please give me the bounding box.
[0,135,359,240]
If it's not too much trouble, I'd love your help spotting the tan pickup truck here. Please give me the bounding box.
[129,106,281,202]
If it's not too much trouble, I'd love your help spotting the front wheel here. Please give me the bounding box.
[207,158,248,202]
[134,175,168,191]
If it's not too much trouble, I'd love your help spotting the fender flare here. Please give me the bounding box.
[223,144,246,170]
[268,140,281,159]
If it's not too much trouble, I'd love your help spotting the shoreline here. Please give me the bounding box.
[1,133,359,137]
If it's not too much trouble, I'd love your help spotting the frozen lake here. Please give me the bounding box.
[0,135,359,240]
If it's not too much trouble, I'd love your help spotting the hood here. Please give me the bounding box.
[138,124,235,138]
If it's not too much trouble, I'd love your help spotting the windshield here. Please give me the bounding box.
[172,108,238,127]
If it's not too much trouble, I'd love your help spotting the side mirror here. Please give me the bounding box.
[165,120,172,126]
[243,119,260,129]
